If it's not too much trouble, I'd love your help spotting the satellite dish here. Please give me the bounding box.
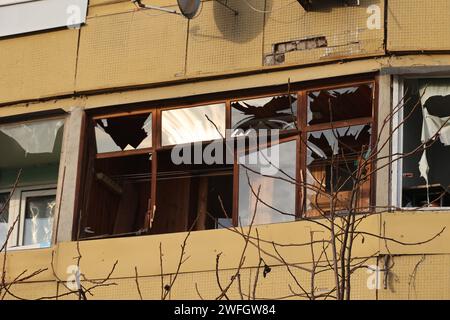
[177,0,200,19]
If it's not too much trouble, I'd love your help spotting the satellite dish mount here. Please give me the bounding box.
[132,0,201,19]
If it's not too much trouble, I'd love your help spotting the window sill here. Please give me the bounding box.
[5,243,51,252]
[398,207,450,212]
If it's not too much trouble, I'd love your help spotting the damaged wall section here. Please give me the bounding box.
[265,36,328,66]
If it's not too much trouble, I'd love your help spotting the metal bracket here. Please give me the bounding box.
[132,0,180,16]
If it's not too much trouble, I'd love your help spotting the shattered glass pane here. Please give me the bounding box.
[161,104,225,146]
[23,195,55,247]
[307,84,372,125]
[238,140,296,226]
[402,79,450,207]
[95,113,152,153]
[0,193,9,247]
[306,124,372,215]
[0,118,64,189]
[231,94,297,136]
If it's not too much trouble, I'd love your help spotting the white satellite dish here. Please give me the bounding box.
[177,0,201,19]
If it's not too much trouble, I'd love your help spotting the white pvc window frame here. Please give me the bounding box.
[0,0,88,38]
[392,75,450,210]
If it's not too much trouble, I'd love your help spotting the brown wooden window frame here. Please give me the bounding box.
[299,80,377,218]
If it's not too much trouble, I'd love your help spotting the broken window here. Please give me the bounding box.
[306,125,372,216]
[0,117,64,249]
[238,139,297,226]
[77,79,377,239]
[303,82,374,217]
[307,84,372,126]
[231,94,297,136]
[79,106,233,240]
[80,152,152,238]
[401,79,450,207]
[161,104,226,146]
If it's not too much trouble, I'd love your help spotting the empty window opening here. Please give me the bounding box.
[231,94,297,136]
[80,153,152,239]
[77,79,377,240]
[79,112,155,240]
[154,148,233,235]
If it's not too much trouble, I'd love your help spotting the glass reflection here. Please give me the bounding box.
[161,104,226,146]
[306,124,372,215]
[307,84,372,125]
[95,113,152,153]
[238,140,296,226]
[232,95,297,136]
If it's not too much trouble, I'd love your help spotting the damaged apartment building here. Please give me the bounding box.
[0,0,450,300]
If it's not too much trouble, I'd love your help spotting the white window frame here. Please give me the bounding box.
[18,188,57,248]
[392,75,450,210]
[0,185,57,251]
[0,0,88,38]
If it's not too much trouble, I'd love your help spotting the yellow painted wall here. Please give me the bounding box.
[2,211,450,300]
[387,0,450,51]
[378,254,450,300]
[5,53,450,119]
[75,4,188,92]
[0,29,79,104]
